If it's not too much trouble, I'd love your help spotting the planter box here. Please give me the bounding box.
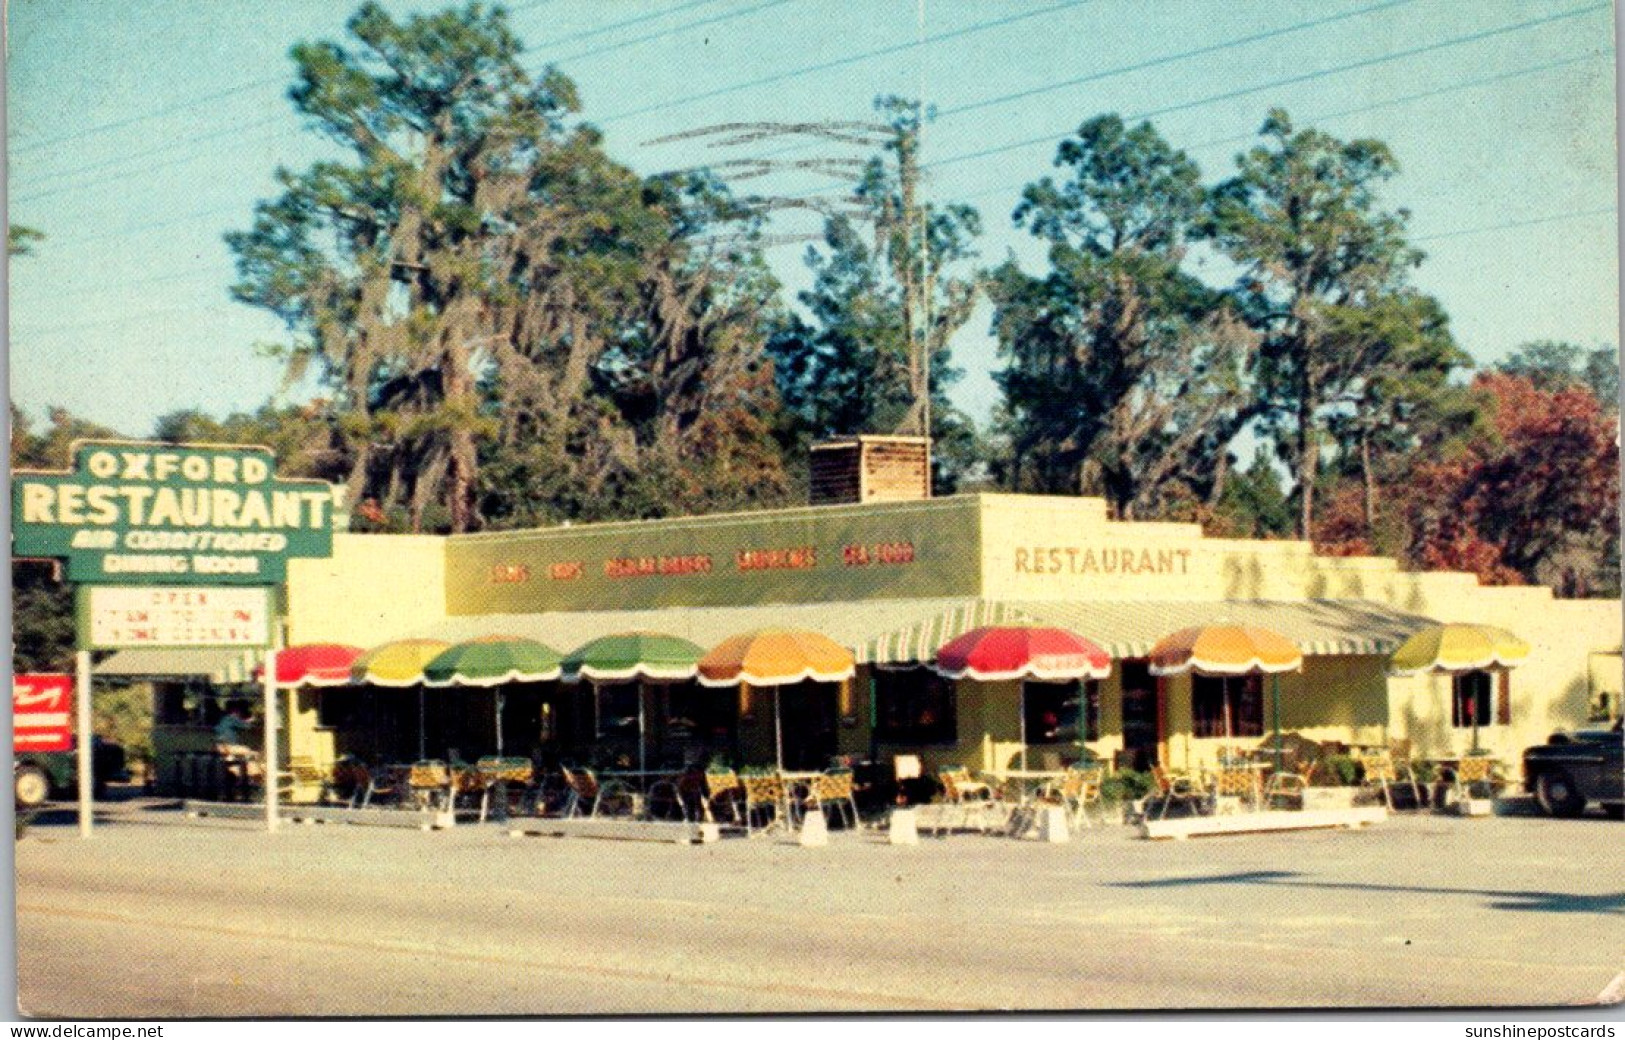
[1301,787,1360,811]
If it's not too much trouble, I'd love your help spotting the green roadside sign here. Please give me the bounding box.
[12,440,345,585]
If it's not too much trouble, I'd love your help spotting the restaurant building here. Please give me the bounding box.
[104,433,1619,796]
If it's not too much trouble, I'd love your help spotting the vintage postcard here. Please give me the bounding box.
[8,0,1621,1020]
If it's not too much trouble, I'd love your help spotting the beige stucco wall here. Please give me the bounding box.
[976,494,1619,761]
[271,496,1617,774]
[285,533,447,647]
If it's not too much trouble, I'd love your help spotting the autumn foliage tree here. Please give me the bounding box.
[1367,372,1620,595]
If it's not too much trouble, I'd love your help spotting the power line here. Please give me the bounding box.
[1411,205,1617,243]
[924,2,1609,173]
[601,0,1087,125]
[955,48,1611,207]
[938,0,1417,122]
[555,0,795,66]
[16,115,290,202]
[13,203,1614,335]
[10,0,732,169]
[749,0,1415,166]
[12,77,283,156]
[43,203,248,249]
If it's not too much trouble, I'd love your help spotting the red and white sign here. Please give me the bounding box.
[13,674,72,752]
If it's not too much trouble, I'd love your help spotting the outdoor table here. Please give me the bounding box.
[982,769,1065,806]
[599,769,691,820]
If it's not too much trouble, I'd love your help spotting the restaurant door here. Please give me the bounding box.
[1119,660,1159,771]
[777,682,839,771]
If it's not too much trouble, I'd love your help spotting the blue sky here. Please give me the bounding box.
[6,0,1619,437]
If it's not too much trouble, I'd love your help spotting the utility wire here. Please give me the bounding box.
[554,0,794,65]
[1411,205,1617,243]
[925,2,1609,172]
[11,0,729,161]
[16,115,290,202]
[14,202,1615,322]
[602,0,1087,124]
[749,0,1415,164]
[954,48,1611,206]
[939,0,1417,122]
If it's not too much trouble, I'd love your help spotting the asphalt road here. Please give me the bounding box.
[15,799,1625,1017]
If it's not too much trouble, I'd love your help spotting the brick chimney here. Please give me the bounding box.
[808,435,932,505]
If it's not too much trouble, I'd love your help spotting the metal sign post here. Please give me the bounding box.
[262,644,279,833]
[75,651,93,838]
[14,440,342,841]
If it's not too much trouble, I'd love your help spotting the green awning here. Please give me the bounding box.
[94,647,265,683]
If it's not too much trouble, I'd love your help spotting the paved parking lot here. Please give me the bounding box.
[15,798,1624,1016]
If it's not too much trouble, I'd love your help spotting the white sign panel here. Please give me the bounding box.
[85,586,271,648]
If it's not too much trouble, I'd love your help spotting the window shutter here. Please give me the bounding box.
[1496,671,1511,725]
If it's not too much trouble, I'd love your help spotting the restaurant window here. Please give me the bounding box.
[1452,671,1496,728]
[1022,680,1099,745]
[662,681,733,746]
[316,687,362,729]
[875,668,956,744]
[1191,675,1264,739]
[596,683,641,742]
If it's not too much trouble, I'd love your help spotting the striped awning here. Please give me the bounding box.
[94,647,265,683]
[859,599,1435,666]
[856,601,1040,665]
[1013,600,1435,661]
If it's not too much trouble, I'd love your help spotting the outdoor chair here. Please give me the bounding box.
[474,757,535,820]
[1451,756,1502,805]
[355,762,404,808]
[1211,764,1262,813]
[560,766,635,818]
[1263,760,1312,810]
[1357,750,1423,811]
[804,770,860,830]
[739,773,789,835]
[406,760,452,811]
[702,768,745,825]
[1148,765,1206,820]
[1040,766,1104,829]
[935,765,1002,835]
[275,755,331,804]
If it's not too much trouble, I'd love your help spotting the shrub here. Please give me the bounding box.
[1323,754,1360,786]
[1101,769,1152,803]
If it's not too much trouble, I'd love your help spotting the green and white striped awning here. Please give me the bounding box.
[94,647,265,684]
[856,600,1041,666]
[858,599,1436,666]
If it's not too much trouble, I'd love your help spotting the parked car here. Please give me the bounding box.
[1522,719,1623,818]
[14,737,128,808]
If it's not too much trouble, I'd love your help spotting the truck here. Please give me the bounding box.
[14,738,129,808]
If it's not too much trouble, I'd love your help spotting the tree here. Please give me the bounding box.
[988,115,1255,518]
[153,402,348,481]
[10,405,126,675]
[1497,339,1619,413]
[232,4,792,532]
[229,3,589,532]
[9,224,43,257]
[1384,372,1619,595]
[1212,109,1442,540]
[767,97,983,489]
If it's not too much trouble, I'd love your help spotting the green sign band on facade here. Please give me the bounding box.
[12,440,345,585]
[445,497,985,614]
